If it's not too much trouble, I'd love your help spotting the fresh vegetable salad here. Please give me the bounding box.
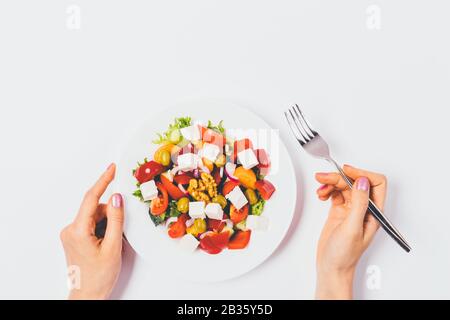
[132,117,276,255]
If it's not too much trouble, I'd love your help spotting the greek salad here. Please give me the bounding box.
[132,117,276,255]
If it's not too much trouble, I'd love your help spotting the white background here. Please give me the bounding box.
[1,0,449,299]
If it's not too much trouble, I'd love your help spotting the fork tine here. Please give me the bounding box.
[292,107,315,140]
[295,104,318,136]
[284,111,306,145]
[288,109,311,143]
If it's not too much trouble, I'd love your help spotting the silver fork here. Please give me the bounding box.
[285,104,411,253]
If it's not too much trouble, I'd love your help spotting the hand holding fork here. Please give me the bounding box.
[285,104,411,252]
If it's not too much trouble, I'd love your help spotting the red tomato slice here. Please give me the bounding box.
[207,219,225,232]
[178,213,189,223]
[173,173,193,185]
[255,179,276,200]
[150,182,169,215]
[199,234,222,254]
[229,204,249,224]
[232,139,253,163]
[222,180,240,196]
[255,148,271,167]
[199,231,230,254]
[134,161,164,184]
[168,220,186,238]
[210,231,230,250]
[160,174,186,200]
[228,230,251,250]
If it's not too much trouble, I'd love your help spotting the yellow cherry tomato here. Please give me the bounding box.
[233,166,256,189]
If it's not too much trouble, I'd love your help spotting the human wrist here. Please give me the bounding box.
[315,267,355,300]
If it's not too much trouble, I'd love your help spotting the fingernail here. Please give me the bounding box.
[318,184,328,191]
[112,193,123,208]
[107,163,115,171]
[356,177,369,191]
[344,164,353,168]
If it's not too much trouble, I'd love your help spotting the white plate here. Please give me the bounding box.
[116,100,297,282]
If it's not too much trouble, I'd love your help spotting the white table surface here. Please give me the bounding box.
[1,0,449,299]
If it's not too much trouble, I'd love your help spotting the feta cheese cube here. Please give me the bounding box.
[237,149,259,169]
[139,180,158,201]
[246,215,270,231]
[225,186,248,210]
[189,201,206,219]
[201,143,221,162]
[179,234,199,253]
[180,125,200,141]
[177,153,198,171]
[205,203,224,220]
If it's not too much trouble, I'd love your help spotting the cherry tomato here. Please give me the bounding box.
[255,179,276,200]
[199,231,230,254]
[222,180,240,196]
[207,219,225,232]
[179,213,190,223]
[150,182,169,215]
[168,220,185,238]
[167,214,189,238]
[199,234,222,255]
[228,230,251,250]
[173,173,193,185]
[134,161,164,184]
[160,174,186,200]
[229,204,249,224]
[233,166,256,189]
[232,138,253,163]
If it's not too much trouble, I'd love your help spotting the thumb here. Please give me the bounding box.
[103,193,125,251]
[346,177,370,230]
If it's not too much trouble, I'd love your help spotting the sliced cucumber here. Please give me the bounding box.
[222,226,235,237]
[169,129,181,144]
[235,220,247,231]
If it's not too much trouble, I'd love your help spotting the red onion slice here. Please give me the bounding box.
[224,162,238,182]
[178,184,189,195]
[185,218,195,228]
[171,166,181,176]
[199,231,214,240]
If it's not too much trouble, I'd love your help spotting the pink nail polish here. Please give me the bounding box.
[112,193,123,208]
[319,184,328,191]
[356,177,369,191]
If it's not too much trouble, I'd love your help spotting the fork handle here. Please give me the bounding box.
[327,159,411,253]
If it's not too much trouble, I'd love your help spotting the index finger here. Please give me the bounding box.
[343,164,387,187]
[315,172,349,190]
[75,163,116,224]
[343,164,387,209]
